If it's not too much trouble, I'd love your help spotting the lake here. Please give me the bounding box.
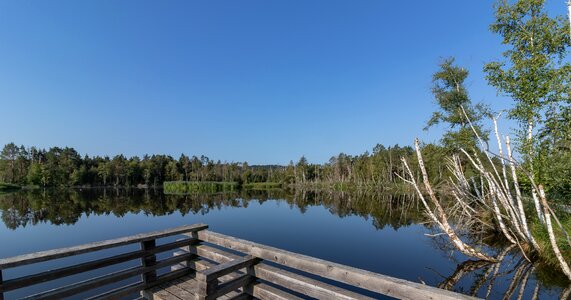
[0,189,567,299]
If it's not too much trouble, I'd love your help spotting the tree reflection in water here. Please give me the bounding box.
[0,189,569,298]
[0,188,424,231]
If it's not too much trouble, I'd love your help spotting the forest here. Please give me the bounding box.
[0,141,434,190]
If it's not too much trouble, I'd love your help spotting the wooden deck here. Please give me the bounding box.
[0,224,479,300]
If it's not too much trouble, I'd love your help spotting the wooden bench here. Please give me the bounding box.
[0,223,479,300]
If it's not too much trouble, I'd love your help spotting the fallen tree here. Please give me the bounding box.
[401,112,571,280]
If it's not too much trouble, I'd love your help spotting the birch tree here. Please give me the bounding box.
[425,58,489,152]
[484,0,570,167]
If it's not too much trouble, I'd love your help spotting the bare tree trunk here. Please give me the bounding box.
[531,189,545,224]
[568,0,571,38]
[401,139,496,262]
[493,116,513,202]
[539,185,571,280]
[490,188,517,244]
[506,136,541,251]
[527,120,534,161]
[560,284,571,300]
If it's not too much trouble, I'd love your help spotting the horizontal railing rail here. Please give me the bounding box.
[0,223,208,300]
[188,230,479,300]
[0,224,208,269]
[188,244,374,300]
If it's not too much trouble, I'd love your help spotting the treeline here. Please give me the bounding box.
[0,142,451,189]
[0,144,283,187]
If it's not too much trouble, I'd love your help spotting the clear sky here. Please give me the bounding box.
[0,1,567,164]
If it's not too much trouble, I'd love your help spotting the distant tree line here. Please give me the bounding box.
[0,142,453,189]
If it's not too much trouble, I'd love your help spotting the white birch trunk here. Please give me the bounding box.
[527,120,534,164]
[493,116,513,201]
[539,185,571,280]
[531,188,545,224]
[411,139,496,262]
[568,0,571,38]
[490,188,517,244]
[506,136,541,251]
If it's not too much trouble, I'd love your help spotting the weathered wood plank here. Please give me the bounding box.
[86,267,193,300]
[191,245,372,299]
[190,245,240,265]
[208,274,254,299]
[1,238,197,293]
[254,263,375,300]
[171,276,201,294]
[197,230,479,300]
[84,281,144,300]
[0,224,208,269]
[226,292,252,300]
[191,245,365,300]
[141,286,163,300]
[147,286,182,300]
[190,244,240,264]
[174,263,245,299]
[180,261,245,298]
[171,275,244,299]
[198,255,260,282]
[22,253,194,300]
[160,281,196,299]
[146,268,198,298]
[244,282,303,300]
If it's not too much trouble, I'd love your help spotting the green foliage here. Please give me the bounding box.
[483,0,571,198]
[243,182,283,190]
[531,211,571,270]
[426,58,489,151]
[540,151,571,200]
[484,0,571,158]
[0,182,20,194]
[163,181,238,194]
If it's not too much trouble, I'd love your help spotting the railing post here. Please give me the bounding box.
[172,238,198,272]
[0,269,4,300]
[141,239,157,286]
[196,255,260,299]
[196,277,217,300]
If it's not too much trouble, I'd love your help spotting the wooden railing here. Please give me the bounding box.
[1,224,480,300]
[0,224,208,300]
[169,230,480,300]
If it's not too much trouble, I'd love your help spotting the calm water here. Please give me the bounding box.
[0,189,568,299]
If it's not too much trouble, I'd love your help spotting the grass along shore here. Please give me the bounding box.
[0,182,21,194]
[163,181,238,194]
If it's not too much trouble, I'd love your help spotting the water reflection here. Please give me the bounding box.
[435,246,538,299]
[0,188,423,231]
[0,189,568,299]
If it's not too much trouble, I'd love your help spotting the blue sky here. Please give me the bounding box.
[0,1,567,164]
